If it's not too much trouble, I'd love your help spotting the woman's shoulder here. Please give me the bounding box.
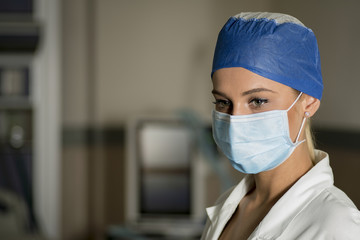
[315,186,359,214]
[305,150,360,226]
[281,185,360,239]
[291,185,360,237]
[315,186,360,224]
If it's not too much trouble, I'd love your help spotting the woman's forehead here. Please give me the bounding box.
[212,67,291,92]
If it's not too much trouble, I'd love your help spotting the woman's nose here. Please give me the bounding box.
[230,103,245,116]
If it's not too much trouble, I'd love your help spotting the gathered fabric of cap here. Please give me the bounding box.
[212,12,323,100]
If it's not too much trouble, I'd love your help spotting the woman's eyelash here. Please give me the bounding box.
[249,98,268,106]
[213,99,231,105]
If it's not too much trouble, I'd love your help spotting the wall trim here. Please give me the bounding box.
[62,126,360,149]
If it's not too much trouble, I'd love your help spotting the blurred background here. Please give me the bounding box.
[0,0,359,239]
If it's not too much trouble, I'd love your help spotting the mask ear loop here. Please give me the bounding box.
[286,92,307,144]
[286,92,303,111]
[295,117,307,144]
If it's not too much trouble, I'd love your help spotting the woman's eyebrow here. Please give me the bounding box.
[242,88,277,96]
[211,89,230,99]
[212,88,277,97]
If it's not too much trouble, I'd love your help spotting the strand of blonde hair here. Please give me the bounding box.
[305,120,315,162]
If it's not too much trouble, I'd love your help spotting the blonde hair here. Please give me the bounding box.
[305,119,316,162]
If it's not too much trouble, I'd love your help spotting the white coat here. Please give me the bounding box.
[201,150,360,239]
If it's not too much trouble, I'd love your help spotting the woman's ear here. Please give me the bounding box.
[302,94,320,117]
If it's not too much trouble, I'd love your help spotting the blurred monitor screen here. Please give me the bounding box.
[137,120,192,216]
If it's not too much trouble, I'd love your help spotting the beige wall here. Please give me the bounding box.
[62,0,91,127]
[94,0,271,125]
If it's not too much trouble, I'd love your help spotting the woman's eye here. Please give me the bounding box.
[249,98,268,108]
[213,99,231,111]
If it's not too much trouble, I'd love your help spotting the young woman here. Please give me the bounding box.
[201,12,360,240]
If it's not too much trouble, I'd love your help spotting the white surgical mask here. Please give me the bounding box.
[212,92,306,174]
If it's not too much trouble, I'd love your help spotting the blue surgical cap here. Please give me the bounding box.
[212,12,323,100]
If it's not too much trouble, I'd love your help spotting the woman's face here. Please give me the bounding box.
[212,67,307,142]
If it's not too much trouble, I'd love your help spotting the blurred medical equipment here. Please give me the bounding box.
[0,0,41,238]
[108,111,234,239]
[179,109,234,191]
[0,188,47,239]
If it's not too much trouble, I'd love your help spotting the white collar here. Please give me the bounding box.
[206,150,333,239]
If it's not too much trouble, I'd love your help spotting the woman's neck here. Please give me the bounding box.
[250,143,314,204]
